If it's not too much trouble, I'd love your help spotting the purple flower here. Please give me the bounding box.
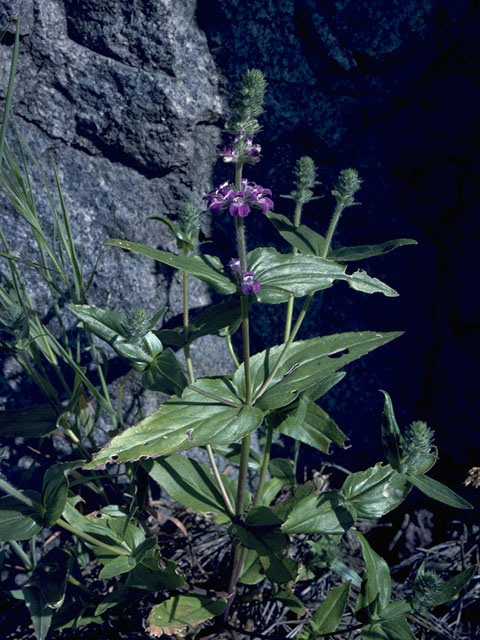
[229,195,250,217]
[217,144,238,163]
[241,271,261,295]
[228,257,241,272]
[204,180,274,217]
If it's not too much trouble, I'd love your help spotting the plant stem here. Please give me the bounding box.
[0,477,36,507]
[283,201,303,342]
[56,519,130,556]
[226,333,241,369]
[9,540,32,570]
[322,201,345,259]
[117,368,134,428]
[181,246,235,518]
[252,418,273,509]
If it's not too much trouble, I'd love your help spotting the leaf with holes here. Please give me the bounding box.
[84,379,264,469]
[146,595,227,637]
[233,331,402,410]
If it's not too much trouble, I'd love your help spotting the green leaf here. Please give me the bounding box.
[94,585,130,616]
[212,442,262,472]
[380,391,403,471]
[432,566,476,606]
[22,549,73,640]
[278,396,348,454]
[269,458,296,489]
[354,531,391,617]
[125,556,184,591]
[308,581,351,634]
[98,555,135,579]
[157,299,242,348]
[142,348,188,396]
[341,464,410,519]
[303,371,347,402]
[282,491,355,535]
[276,589,307,615]
[105,239,236,294]
[0,405,58,438]
[362,623,389,639]
[380,616,416,640]
[239,549,265,585]
[146,455,239,523]
[0,491,43,541]
[148,215,195,251]
[233,331,402,410]
[259,476,285,507]
[233,506,287,556]
[42,464,69,527]
[246,247,398,304]
[406,474,473,509]
[70,304,163,371]
[329,239,417,263]
[146,595,227,637]
[267,212,326,255]
[85,379,264,469]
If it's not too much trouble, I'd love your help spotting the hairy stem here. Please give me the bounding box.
[322,201,345,259]
[283,201,303,342]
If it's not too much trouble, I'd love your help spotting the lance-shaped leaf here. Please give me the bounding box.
[329,239,417,263]
[84,379,264,469]
[142,348,188,396]
[125,556,184,591]
[233,331,402,410]
[157,299,242,348]
[105,239,236,294]
[406,473,473,509]
[301,581,351,638]
[246,247,398,304]
[431,566,476,606]
[146,594,227,637]
[268,212,326,255]
[354,531,392,618]
[146,455,242,523]
[380,391,403,471]
[277,396,348,454]
[70,304,164,371]
[41,464,70,527]
[282,491,356,535]
[0,404,58,438]
[341,463,411,519]
[380,616,416,640]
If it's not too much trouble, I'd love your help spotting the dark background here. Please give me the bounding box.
[0,0,479,504]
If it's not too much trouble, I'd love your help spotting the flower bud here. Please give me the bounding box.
[402,420,436,475]
[331,168,362,207]
[179,203,202,237]
[123,309,151,342]
[284,156,322,205]
[411,568,443,613]
[228,69,267,138]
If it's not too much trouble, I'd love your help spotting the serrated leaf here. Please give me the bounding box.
[282,491,355,535]
[278,396,347,454]
[105,239,236,294]
[85,379,264,469]
[147,594,227,637]
[432,566,476,606]
[233,331,402,410]
[246,247,398,304]
[0,405,58,438]
[142,348,188,396]
[341,464,410,519]
[146,455,239,523]
[354,531,391,617]
[406,474,473,509]
[308,581,351,635]
[329,239,417,262]
[0,491,43,541]
[267,212,325,255]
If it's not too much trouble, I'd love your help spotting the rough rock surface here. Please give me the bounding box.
[0,0,478,487]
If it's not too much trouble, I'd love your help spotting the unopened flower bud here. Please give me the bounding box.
[402,420,435,475]
[228,69,267,138]
[284,156,322,205]
[179,203,202,237]
[331,168,362,207]
[123,309,151,341]
[411,568,443,613]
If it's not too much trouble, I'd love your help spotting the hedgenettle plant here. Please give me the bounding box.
[0,51,475,640]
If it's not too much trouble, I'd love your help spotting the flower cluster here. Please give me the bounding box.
[228,259,260,295]
[204,179,274,217]
[217,135,261,164]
